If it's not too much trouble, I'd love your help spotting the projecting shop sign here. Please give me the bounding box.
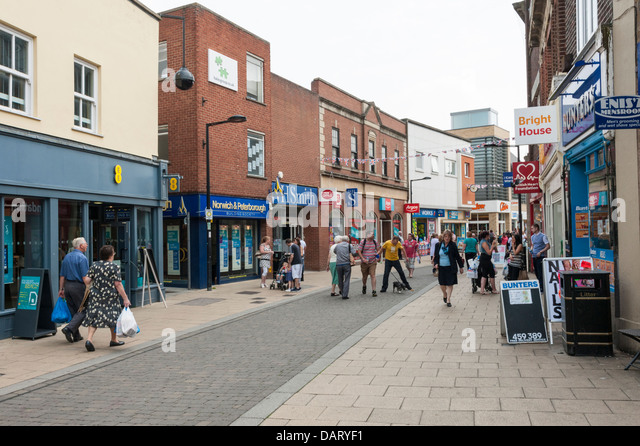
[514,105,559,145]
[595,96,640,129]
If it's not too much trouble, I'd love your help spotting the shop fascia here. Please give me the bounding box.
[267,185,377,229]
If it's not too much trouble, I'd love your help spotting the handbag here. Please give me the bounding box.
[518,268,529,280]
[51,297,72,324]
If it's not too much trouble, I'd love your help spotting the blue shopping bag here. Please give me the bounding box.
[51,297,72,324]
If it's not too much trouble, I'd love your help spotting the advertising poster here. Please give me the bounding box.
[166,225,180,276]
[4,216,13,284]
[542,257,594,322]
[245,225,253,270]
[219,225,229,273]
[18,275,41,310]
[574,213,589,239]
[231,225,241,271]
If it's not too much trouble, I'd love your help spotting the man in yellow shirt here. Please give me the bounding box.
[378,236,412,293]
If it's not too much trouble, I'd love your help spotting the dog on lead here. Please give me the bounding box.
[390,271,407,293]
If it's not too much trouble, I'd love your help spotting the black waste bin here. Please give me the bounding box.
[560,270,613,356]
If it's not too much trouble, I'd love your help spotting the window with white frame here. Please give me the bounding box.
[351,134,358,169]
[416,152,424,170]
[246,53,264,102]
[0,24,33,114]
[332,128,340,165]
[158,41,168,80]
[577,0,598,53]
[445,159,456,176]
[431,155,439,174]
[381,145,388,176]
[368,140,375,173]
[247,131,264,177]
[464,162,470,178]
[394,149,400,179]
[74,59,98,132]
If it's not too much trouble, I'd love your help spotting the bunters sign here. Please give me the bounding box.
[595,95,640,129]
[561,53,601,145]
[514,105,559,145]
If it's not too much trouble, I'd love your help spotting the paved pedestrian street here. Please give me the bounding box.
[1,264,638,426]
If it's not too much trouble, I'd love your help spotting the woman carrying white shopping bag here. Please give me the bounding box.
[81,244,131,352]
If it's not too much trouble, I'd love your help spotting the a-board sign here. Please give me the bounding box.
[542,257,593,322]
[12,268,57,340]
[500,280,548,344]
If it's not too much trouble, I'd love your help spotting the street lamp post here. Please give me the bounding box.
[205,115,247,291]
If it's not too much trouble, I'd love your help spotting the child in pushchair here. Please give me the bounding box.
[270,254,292,291]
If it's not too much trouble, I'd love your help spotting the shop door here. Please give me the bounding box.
[92,219,131,299]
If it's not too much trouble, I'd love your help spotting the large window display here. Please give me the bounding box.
[58,201,83,264]
[3,197,44,311]
[218,220,258,279]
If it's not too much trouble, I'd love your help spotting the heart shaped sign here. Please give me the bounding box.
[516,163,536,181]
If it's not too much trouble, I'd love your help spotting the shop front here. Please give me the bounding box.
[163,194,268,288]
[469,200,512,235]
[441,210,470,241]
[412,208,444,242]
[0,126,167,340]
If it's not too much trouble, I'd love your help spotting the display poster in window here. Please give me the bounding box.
[231,225,241,271]
[574,213,589,239]
[542,257,594,322]
[167,225,180,276]
[219,225,229,273]
[4,216,13,284]
[245,226,253,270]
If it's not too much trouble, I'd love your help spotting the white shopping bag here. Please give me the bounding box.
[466,269,478,279]
[116,307,139,338]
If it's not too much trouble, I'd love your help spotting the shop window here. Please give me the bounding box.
[330,209,345,243]
[393,214,403,237]
[0,23,33,115]
[58,201,83,265]
[3,197,44,311]
[365,211,377,240]
[348,210,363,244]
[136,207,154,287]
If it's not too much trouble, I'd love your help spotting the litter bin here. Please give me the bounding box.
[560,270,613,356]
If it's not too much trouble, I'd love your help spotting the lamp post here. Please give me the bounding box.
[409,176,431,234]
[205,115,247,291]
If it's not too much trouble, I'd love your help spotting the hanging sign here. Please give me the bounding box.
[514,105,559,145]
[595,96,640,129]
[512,161,541,194]
[403,203,419,214]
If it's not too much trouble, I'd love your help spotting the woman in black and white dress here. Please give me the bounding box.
[82,244,130,352]
[259,236,274,288]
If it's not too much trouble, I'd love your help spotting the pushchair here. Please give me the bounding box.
[270,252,291,291]
[467,256,493,294]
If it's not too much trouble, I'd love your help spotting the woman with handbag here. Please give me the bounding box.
[478,231,499,294]
[507,233,525,281]
[433,230,465,307]
[82,244,131,352]
[258,236,274,288]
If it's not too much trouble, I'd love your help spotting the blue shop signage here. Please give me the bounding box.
[561,54,601,146]
[416,209,445,218]
[270,183,318,207]
[595,95,640,130]
[163,194,268,219]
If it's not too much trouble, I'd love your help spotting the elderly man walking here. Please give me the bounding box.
[58,237,89,343]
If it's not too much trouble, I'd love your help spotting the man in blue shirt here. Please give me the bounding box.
[530,224,550,291]
[58,237,89,343]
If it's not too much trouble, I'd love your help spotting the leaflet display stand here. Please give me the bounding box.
[12,269,57,340]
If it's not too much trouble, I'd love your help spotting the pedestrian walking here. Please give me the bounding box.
[379,236,412,293]
[461,232,479,269]
[82,244,131,352]
[433,230,465,307]
[296,236,306,282]
[334,236,360,299]
[530,224,550,291]
[259,236,274,288]
[403,233,419,278]
[286,239,303,292]
[478,231,499,294]
[430,233,439,275]
[59,237,89,343]
[326,236,340,296]
[357,231,380,296]
[507,233,525,281]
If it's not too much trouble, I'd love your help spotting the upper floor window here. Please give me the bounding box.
[431,155,439,174]
[0,24,32,115]
[248,131,265,177]
[246,53,263,103]
[368,140,375,174]
[577,0,598,53]
[332,127,340,166]
[351,134,358,169]
[464,162,471,178]
[394,150,400,179]
[445,159,456,176]
[381,145,388,176]
[158,41,168,80]
[416,152,425,170]
[74,59,98,132]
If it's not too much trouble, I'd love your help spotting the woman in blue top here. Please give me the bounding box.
[433,230,465,307]
[462,233,479,269]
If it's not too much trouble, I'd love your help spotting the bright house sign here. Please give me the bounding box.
[514,105,559,145]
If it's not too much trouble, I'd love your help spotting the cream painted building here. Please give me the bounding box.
[0,0,168,339]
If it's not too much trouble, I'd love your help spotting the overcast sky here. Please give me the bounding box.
[141,0,527,138]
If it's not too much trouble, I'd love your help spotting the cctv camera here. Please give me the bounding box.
[175,67,195,91]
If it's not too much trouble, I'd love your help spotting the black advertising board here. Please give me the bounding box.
[500,279,548,344]
[12,269,57,340]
